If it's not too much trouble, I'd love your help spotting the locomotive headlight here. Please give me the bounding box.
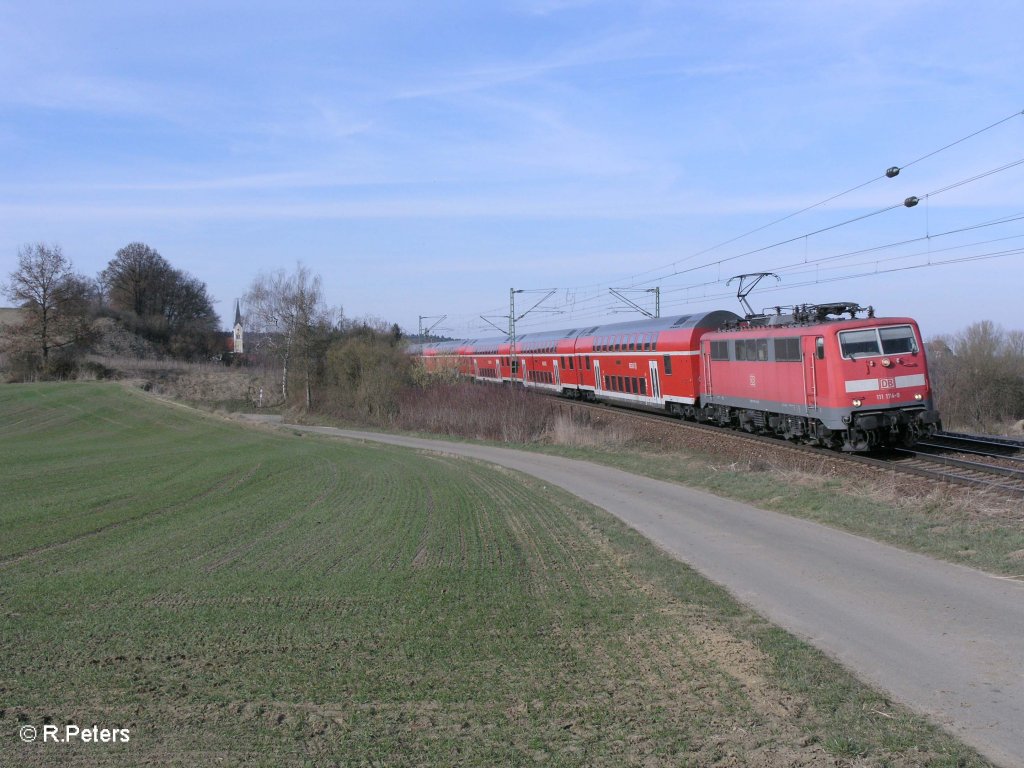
[914,393,923,401]
[852,398,863,407]
[881,357,892,367]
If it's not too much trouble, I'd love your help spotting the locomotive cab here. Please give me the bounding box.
[827,320,941,450]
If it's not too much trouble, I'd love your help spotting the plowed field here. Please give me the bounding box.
[0,384,988,766]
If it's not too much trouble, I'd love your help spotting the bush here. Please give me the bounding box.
[394,381,558,441]
[320,324,412,420]
[928,322,1024,433]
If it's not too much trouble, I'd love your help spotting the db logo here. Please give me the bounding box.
[880,378,896,389]
[749,374,756,387]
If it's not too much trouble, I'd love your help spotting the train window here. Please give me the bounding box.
[631,377,639,394]
[586,356,591,369]
[568,357,574,370]
[652,334,659,351]
[663,355,673,375]
[774,338,801,362]
[839,329,880,358]
[880,325,919,354]
[604,375,611,390]
[617,375,624,391]
[710,340,729,361]
[756,339,768,361]
[642,335,649,351]
[560,356,565,368]
[628,338,635,351]
[816,337,825,360]
[640,378,647,395]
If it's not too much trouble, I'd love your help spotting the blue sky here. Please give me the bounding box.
[1,0,1021,338]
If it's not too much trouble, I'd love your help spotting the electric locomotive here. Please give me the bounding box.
[698,303,941,451]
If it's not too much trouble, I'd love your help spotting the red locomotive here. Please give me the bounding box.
[413,302,941,451]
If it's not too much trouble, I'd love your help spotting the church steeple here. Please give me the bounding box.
[232,300,244,354]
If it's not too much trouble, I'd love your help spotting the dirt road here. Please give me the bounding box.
[258,419,1024,766]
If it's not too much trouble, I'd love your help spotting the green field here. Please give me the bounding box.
[0,384,989,766]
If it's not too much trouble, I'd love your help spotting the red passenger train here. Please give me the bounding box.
[412,303,941,451]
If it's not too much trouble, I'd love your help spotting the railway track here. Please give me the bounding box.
[919,430,1024,457]
[885,448,1024,497]
[559,397,1024,498]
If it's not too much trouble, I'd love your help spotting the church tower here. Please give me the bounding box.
[232,300,244,354]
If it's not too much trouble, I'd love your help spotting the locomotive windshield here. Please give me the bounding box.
[839,325,919,359]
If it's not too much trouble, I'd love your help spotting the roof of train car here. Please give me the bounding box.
[515,309,743,343]
[410,310,744,352]
[412,336,506,354]
[578,309,742,337]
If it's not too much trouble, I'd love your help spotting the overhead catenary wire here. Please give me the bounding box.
[440,109,1024,336]
[553,107,1024,295]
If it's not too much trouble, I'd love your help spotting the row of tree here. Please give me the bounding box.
[7,245,1022,433]
[927,321,1024,432]
[241,264,409,415]
[2,242,220,376]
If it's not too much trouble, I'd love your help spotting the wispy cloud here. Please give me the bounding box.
[395,28,654,99]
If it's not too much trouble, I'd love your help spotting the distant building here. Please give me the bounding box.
[232,300,244,354]
[214,300,244,359]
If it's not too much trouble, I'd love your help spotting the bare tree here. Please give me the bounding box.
[243,264,334,408]
[930,321,1024,431]
[3,243,91,369]
[100,242,219,358]
[102,242,174,318]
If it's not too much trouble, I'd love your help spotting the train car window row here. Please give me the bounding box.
[602,375,648,395]
[521,343,559,354]
[527,370,555,384]
[593,333,660,353]
[735,338,769,362]
[710,336,803,363]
